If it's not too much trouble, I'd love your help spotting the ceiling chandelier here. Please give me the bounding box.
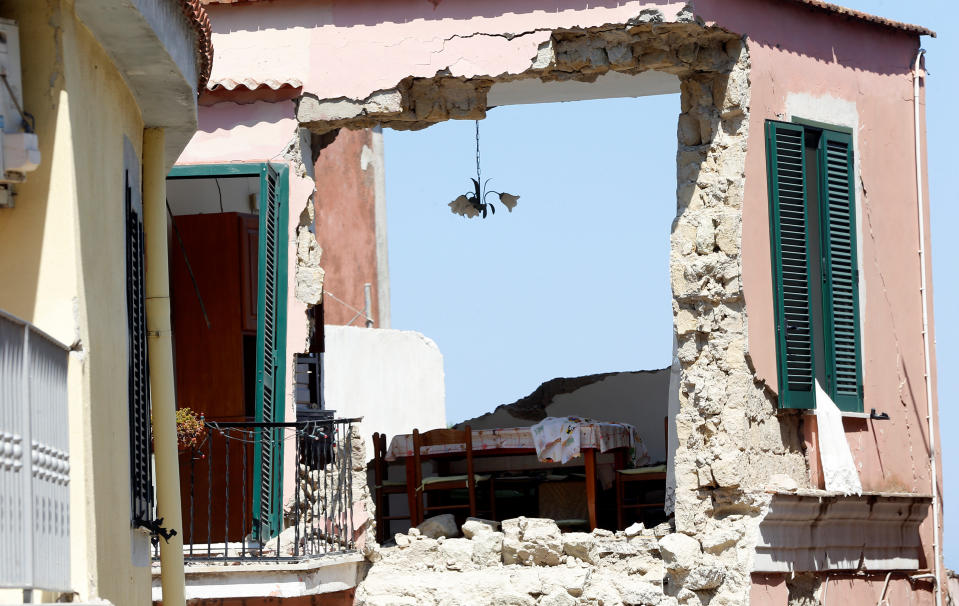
[449,120,519,219]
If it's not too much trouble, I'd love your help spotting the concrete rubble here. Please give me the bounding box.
[356,517,758,606]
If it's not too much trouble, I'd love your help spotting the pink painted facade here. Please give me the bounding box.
[178,0,940,603]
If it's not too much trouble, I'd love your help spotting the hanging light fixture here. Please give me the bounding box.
[449,120,520,219]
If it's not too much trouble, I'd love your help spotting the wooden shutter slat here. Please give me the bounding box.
[818,132,863,411]
[767,121,816,407]
[252,164,288,541]
[126,172,153,526]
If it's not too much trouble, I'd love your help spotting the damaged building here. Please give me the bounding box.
[0,0,942,605]
[158,0,943,604]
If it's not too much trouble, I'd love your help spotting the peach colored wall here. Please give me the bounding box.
[750,573,935,606]
[314,129,381,326]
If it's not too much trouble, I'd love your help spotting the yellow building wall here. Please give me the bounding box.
[0,1,151,604]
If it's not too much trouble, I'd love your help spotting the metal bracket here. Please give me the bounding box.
[870,409,890,421]
[136,517,178,546]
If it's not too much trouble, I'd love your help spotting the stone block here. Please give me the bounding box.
[508,570,542,595]
[472,530,504,566]
[463,517,500,538]
[616,578,664,605]
[709,452,744,488]
[539,588,576,606]
[503,518,564,566]
[625,522,645,537]
[562,532,593,562]
[440,537,474,571]
[522,518,561,542]
[582,572,624,606]
[658,533,702,572]
[685,561,726,590]
[700,526,741,554]
[418,514,459,539]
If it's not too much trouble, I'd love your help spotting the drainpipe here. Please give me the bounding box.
[912,49,942,606]
[142,127,187,606]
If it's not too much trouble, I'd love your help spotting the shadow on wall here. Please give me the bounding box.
[694,0,918,76]
[456,369,670,462]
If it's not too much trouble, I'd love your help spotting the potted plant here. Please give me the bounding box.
[176,407,206,454]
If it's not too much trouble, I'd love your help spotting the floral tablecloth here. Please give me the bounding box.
[385,419,649,467]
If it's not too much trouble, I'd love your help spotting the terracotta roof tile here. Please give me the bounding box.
[182,0,214,89]
[206,77,303,91]
[779,0,935,37]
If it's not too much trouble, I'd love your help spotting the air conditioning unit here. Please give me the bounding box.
[0,18,40,205]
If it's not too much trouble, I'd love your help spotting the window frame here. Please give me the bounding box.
[765,119,865,413]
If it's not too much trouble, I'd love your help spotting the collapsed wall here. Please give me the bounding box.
[297,9,813,605]
[358,517,738,606]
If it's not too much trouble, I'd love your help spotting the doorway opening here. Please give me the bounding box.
[165,163,289,546]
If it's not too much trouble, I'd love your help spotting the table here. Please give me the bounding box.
[386,423,646,530]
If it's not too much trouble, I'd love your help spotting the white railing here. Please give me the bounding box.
[0,310,71,592]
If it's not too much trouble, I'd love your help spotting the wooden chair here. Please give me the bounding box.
[615,417,669,530]
[371,432,409,543]
[410,426,490,526]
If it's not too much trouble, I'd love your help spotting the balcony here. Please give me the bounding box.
[151,416,368,601]
[0,311,71,595]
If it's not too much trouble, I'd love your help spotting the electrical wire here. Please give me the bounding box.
[166,199,212,329]
[324,290,371,327]
[214,177,224,213]
[0,73,34,133]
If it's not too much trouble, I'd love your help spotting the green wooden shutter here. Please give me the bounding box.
[125,170,153,525]
[766,121,816,409]
[817,131,863,412]
[253,164,289,540]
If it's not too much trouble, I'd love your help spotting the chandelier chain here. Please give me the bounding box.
[475,120,481,185]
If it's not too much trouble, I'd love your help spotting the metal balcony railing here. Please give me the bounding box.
[165,417,359,562]
[0,311,70,592]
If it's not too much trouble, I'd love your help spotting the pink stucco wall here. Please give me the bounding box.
[205,0,689,102]
[696,0,940,571]
[751,573,935,606]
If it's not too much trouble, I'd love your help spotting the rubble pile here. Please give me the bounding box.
[357,517,749,606]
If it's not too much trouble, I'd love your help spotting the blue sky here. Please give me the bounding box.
[384,1,956,565]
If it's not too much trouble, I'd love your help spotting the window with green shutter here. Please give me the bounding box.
[253,163,289,540]
[766,120,864,412]
[166,162,290,541]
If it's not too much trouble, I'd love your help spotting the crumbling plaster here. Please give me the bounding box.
[293,13,812,604]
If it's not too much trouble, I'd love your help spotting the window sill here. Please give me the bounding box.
[801,409,871,419]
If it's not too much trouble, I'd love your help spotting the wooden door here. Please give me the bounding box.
[170,211,257,544]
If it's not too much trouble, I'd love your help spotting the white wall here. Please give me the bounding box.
[462,370,670,463]
[324,325,446,457]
